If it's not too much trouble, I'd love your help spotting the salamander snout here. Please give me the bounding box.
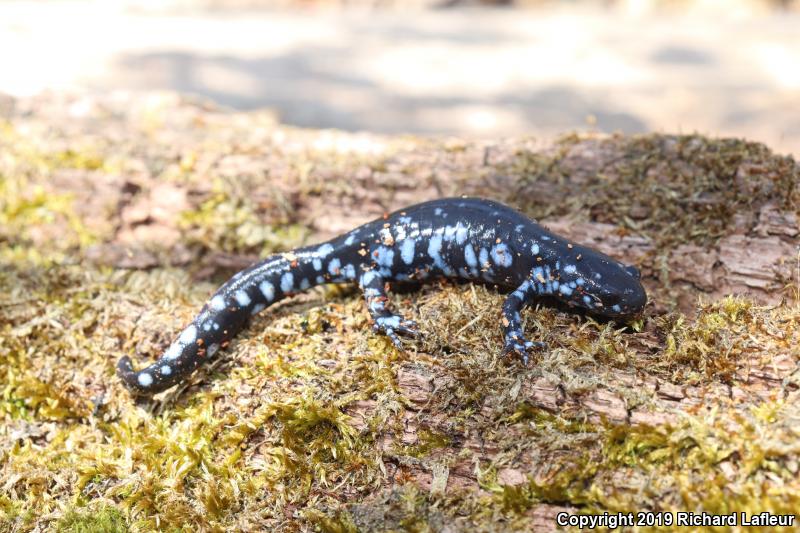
[557,251,647,320]
[614,282,647,317]
[588,278,646,320]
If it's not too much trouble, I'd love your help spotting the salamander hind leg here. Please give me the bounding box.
[358,269,418,347]
[502,280,546,365]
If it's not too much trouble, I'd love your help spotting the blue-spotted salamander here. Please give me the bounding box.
[118,197,647,394]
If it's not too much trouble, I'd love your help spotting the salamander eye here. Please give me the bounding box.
[625,265,641,279]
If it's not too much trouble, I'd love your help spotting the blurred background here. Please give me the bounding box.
[1,0,798,155]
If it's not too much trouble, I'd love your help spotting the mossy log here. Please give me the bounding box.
[1,92,799,532]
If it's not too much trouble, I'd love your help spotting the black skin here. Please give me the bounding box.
[118,197,647,395]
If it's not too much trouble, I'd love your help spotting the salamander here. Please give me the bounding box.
[118,197,647,395]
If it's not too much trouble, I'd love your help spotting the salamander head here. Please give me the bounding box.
[554,251,647,320]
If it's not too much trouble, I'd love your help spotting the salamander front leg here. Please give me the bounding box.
[358,269,418,347]
[502,280,546,364]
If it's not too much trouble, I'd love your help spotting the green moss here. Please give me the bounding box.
[3,260,798,532]
[658,296,769,383]
[0,174,97,251]
[505,403,594,435]
[400,427,452,459]
[472,400,800,532]
[510,134,799,249]
[305,509,359,533]
[527,402,800,520]
[179,178,310,255]
[0,496,36,531]
[47,149,105,172]
[55,505,128,533]
[4,248,800,532]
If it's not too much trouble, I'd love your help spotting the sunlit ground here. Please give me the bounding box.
[0,0,798,155]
